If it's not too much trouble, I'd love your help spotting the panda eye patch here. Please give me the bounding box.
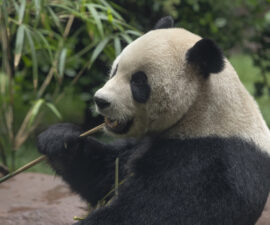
[130,71,151,103]
[131,71,147,84]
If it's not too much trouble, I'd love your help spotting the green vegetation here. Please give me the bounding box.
[6,140,53,174]
[0,0,140,171]
[230,54,270,125]
[112,0,269,50]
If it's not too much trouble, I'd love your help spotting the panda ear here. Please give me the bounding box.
[153,16,174,30]
[186,38,224,77]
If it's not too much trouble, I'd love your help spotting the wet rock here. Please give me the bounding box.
[0,172,88,225]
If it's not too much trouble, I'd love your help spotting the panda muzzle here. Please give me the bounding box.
[105,117,119,128]
[105,117,133,134]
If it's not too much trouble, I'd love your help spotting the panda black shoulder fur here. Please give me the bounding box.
[37,17,270,225]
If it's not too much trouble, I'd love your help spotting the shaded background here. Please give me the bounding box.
[0,0,270,174]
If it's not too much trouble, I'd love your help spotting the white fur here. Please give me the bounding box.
[95,28,270,154]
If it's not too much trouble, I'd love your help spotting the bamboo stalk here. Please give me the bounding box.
[37,15,75,99]
[80,123,105,137]
[0,2,15,170]
[0,155,46,184]
[0,123,105,184]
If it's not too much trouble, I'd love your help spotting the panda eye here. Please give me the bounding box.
[130,71,150,103]
[131,71,147,85]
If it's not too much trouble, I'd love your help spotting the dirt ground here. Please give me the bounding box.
[0,173,88,225]
[0,172,269,225]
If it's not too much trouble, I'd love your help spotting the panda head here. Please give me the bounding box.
[94,17,224,138]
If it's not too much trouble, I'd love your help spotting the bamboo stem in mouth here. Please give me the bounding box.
[0,123,105,184]
[79,123,105,137]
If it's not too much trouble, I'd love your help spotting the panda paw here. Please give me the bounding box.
[37,123,84,157]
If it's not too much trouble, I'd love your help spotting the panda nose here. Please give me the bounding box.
[94,96,110,109]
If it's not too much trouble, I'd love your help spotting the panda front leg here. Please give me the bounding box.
[37,123,135,206]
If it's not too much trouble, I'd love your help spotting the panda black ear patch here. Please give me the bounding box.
[186,38,224,77]
[153,16,174,30]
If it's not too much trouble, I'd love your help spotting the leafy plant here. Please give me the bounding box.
[250,12,270,98]
[0,0,140,170]
[112,0,269,51]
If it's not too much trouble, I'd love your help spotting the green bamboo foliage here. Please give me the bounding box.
[0,0,141,170]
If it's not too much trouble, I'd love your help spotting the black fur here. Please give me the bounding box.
[186,38,224,77]
[37,123,136,204]
[37,123,270,225]
[153,16,174,30]
[130,71,151,103]
[111,64,118,78]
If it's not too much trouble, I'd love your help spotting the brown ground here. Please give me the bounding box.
[0,172,269,225]
[0,173,88,225]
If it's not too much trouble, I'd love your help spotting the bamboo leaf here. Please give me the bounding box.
[59,48,67,78]
[87,3,122,20]
[47,7,62,32]
[107,8,113,23]
[113,36,121,57]
[66,42,94,63]
[11,0,19,14]
[94,15,126,31]
[86,4,106,11]
[46,102,62,120]
[28,99,45,128]
[14,25,25,68]
[25,27,38,90]
[89,36,111,68]
[33,0,41,17]
[120,33,132,44]
[35,30,53,61]
[125,30,142,37]
[18,0,26,24]
[99,0,122,20]
[50,4,79,16]
[87,4,104,37]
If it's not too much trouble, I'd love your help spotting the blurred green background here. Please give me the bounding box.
[0,0,270,174]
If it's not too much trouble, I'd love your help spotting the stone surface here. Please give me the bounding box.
[0,172,88,225]
[0,172,269,224]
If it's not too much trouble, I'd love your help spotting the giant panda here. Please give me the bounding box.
[37,16,270,225]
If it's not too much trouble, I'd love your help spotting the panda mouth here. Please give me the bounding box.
[105,117,133,134]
